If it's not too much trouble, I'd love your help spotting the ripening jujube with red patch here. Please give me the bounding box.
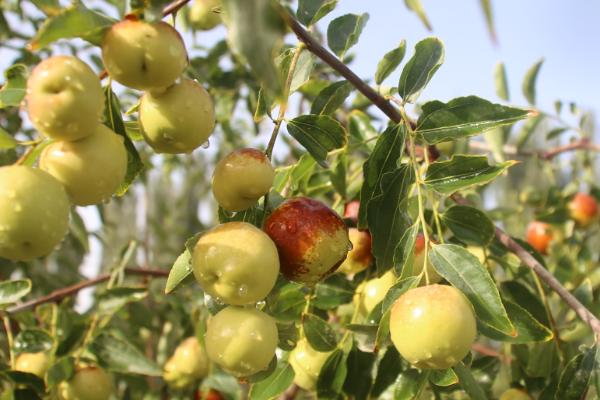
[337,227,373,274]
[526,221,554,254]
[568,192,598,225]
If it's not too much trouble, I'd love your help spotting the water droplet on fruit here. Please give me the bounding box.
[64,75,72,82]
[286,221,297,233]
[201,140,210,149]
[162,133,174,143]
[238,284,248,297]
[347,241,354,251]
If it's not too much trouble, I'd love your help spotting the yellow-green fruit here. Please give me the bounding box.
[412,234,441,284]
[26,56,103,141]
[390,284,476,369]
[212,149,275,211]
[14,352,50,377]
[101,20,188,91]
[288,338,331,391]
[499,388,533,400]
[190,0,221,30]
[39,124,127,206]
[0,166,70,261]
[139,78,215,154]
[338,228,372,274]
[355,270,397,316]
[205,306,278,377]
[163,337,209,389]
[58,366,113,400]
[466,246,488,266]
[192,222,279,305]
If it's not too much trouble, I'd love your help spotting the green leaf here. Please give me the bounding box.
[404,0,432,30]
[302,313,337,352]
[165,248,193,294]
[46,357,74,386]
[19,140,51,167]
[327,13,369,58]
[381,277,420,315]
[313,275,354,309]
[268,282,305,321]
[522,58,544,105]
[97,287,148,315]
[479,0,497,44]
[343,347,375,399]
[425,155,516,194]
[416,96,531,144]
[28,3,115,50]
[0,127,17,149]
[479,300,552,343]
[286,114,347,168]
[452,362,487,400]
[103,86,143,196]
[249,362,295,399]
[296,0,337,26]
[395,369,428,399]
[2,371,45,395]
[442,205,495,246]
[317,349,348,398]
[222,0,285,98]
[555,346,599,400]
[398,37,444,103]
[394,223,419,278]
[429,244,514,335]
[310,81,353,115]
[14,330,54,354]
[276,47,315,94]
[0,280,31,306]
[367,166,415,274]
[0,64,27,109]
[90,333,162,376]
[348,110,377,142]
[358,124,406,228]
[371,347,402,397]
[30,0,62,16]
[494,62,509,101]
[374,41,407,85]
[430,368,459,387]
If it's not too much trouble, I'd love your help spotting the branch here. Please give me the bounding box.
[281,11,600,339]
[162,0,192,17]
[469,138,600,160]
[7,268,168,314]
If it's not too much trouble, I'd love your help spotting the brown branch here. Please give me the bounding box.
[7,268,168,314]
[469,138,600,160]
[279,384,300,400]
[281,10,600,340]
[162,0,192,17]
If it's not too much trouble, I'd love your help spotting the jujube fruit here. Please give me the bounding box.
[192,222,279,305]
[163,337,209,389]
[190,0,222,30]
[288,338,331,391]
[568,192,598,226]
[14,352,50,377]
[57,365,113,400]
[211,148,275,211]
[499,388,533,400]
[0,165,70,261]
[411,233,441,283]
[526,221,553,254]
[338,228,372,274]
[390,284,476,369]
[355,269,396,316]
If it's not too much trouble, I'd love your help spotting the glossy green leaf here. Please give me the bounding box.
[313,275,354,309]
[327,13,369,58]
[165,249,193,295]
[358,124,406,228]
[381,277,420,316]
[286,114,347,168]
[14,329,53,354]
[442,205,495,245]
[97,287,148,315]
[19,140,51,167]
[394,223,419,278]
[452,362,487,400]
[2,371,45,395]
[302,313,337,352]
[343,347,375,399]
[367,166,415,274]
[494,62,509,101]
[555,346,599,400]
[0,279,31,306]
[317,349,348,398]
[249,362,295,400]
[29,3,115,49]
[0,64,27,109]
[296,0,337,26]
[395,369,428,399]
[222,0,285,98]
[425,155,516,194]
[46,357,75,386]
[404,0,432,30]
[429,244,514,335]
[348,110,377,142]
[417,96,530,144]
[0,127,17,149]
[30,0,62,16]
[311,81,353,115]
[398,37,444,103]
[277,47,315,93]
[522,58,544,105]
[479,300,552,343]
[375,41,407,85]
[501,280,548,325]
[371,347,402,397]
[268,283,305,321]
[430,368,459,387]
[90,333,162,376]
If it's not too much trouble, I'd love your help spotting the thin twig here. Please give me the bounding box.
[2,315,15,368]
[7,268,168,314]
[281,9,600,340]
[162,0,192,17]
[469,138,600,160]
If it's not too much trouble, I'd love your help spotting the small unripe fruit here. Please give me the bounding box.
[192,222,279,305]
[526,221,553,254]
[355,269,396,316]
[190,0,222,30]
[26,56,103,141]
[14,352,50,377]
[39,124,127,206]
[338,228,372,274]
[288,338,331,391]
[205,306,278,377]
[568,192,598,226]
[163,337,209,389]
[412,233,441,283]
[265,197,350,284]
[390,284,476,369]
[139,79,215,154]
[101,19,188,91]
[0,165,70,261]
[58,365,113,400]
[212,149,274,211]
[499,388,533,400]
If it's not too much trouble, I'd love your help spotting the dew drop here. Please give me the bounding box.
[347,241,354,252]
[238,284,248,297]
[201,140,210,149]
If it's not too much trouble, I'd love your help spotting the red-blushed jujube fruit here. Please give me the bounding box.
[101,19,188,91]
[568,192,598,226]
[343,200,360,224]
[390,284,477,369]
[39,124,127,206]
[26,55,104,141]
[338,228,372,274]
[526,221,553,254]
[139,78,215,154]
[212,148,275,212]
[191,222,279,305]
[264,197,351,284]
[288,338,332,391]
[205,306,278,377]
[57,365,114,400]
[0,165,70,261]
[163,337,209,389]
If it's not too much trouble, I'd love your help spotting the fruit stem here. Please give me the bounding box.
[530,270,565,362]
[2,314,15,369]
